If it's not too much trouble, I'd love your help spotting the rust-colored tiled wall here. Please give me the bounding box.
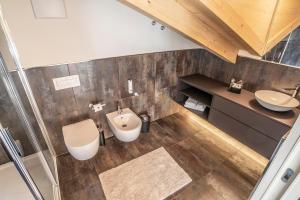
[2,48,299,158]
[199,51,300,101]
[23,49,202,156]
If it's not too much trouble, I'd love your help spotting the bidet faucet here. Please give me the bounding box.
[282,84,300,98]
[117,101,123,115]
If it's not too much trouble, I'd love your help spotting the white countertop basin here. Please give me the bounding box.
[255,90,299,112]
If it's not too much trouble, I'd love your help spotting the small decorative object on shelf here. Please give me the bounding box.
[228,78,243,94]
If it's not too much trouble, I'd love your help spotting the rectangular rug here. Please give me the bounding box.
[99,147,192,200]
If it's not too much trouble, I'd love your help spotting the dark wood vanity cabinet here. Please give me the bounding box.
[177,74,299,158]
[209,97,280,158]
[211,96,290,141]
[208,108,278,158]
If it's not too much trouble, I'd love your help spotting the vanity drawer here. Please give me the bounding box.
[212,96,289,141]
[208,108,278,158]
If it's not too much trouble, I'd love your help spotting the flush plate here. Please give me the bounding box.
[53,75,80,90]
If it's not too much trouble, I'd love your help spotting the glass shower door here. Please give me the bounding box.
[0,55,56,200]
[0,128,44,200]
[0,10,58,200]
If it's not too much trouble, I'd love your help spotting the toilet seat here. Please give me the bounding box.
[62,119,99,160]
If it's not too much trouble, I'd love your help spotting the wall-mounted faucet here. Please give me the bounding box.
[282,84,300,98]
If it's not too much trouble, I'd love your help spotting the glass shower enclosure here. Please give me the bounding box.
[0,7,59,200]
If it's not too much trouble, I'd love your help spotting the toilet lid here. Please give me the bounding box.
[62,119,99,148]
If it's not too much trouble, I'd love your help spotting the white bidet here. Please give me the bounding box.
[106,108,142,142]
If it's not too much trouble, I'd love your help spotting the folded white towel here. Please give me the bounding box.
[185,104,206,112]
[184,97,206,112]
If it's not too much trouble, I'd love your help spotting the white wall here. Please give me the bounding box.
[0,0,199,69]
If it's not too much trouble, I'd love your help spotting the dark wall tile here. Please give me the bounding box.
[117,54,155,99]
[25,65,80,155]
[0,74,35,164]
[154,87,181,121]
[177,49,202,77]
[70,58,120,102]
[10,72,49,152]
[155,51,177,90]
[18,51,168,155]
[200,51,300,101]
[69,59,119,118]
[26,65,76,120]
[5,48,299,158]
[199,51,232,83]
[120,93,155,120]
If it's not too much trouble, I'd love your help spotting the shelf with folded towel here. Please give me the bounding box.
[179,87,212,107]
[178,100,210,119]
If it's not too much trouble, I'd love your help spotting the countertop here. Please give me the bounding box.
[179,74,299,128]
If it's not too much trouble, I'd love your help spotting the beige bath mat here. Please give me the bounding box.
[99,147,192,200]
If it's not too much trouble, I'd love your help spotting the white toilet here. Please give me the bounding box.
[62,119,99,160]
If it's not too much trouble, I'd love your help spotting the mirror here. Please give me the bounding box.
[263,26,300,68]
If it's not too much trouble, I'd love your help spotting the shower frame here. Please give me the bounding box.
[0,5,60,200]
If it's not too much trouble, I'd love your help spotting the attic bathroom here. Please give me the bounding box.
[1,0,300,200]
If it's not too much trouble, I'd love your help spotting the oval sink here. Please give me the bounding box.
[255,90,299,112]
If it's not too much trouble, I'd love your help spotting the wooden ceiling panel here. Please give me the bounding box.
[265,0,300,53]
[120,0,239,62]
[176,0,244,50]
[120,0,300,62]
[226,0,278,42]
[178,0,266,55]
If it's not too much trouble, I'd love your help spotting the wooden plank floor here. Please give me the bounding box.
[57,111,267,200]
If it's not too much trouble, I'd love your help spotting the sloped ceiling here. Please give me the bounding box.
[120,0,300,63]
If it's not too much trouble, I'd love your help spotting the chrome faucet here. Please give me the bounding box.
[283,84,300,98]
[117,101,123,115]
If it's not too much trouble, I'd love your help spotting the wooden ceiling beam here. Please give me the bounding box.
[120,0,239,63]
[265,16,300,53]
[177,0,265,56]
[264,0,300,53]
[120,0,300,62]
